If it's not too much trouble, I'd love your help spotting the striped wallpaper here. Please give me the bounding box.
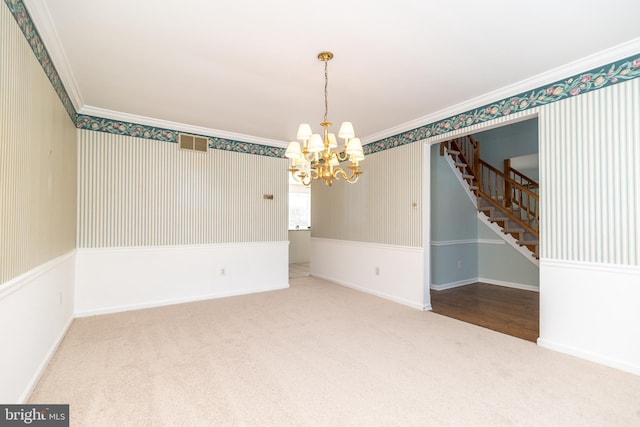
[316,77,640,267]
[540,78,639,265]
[77,130,288,248]
[312,142,423,247]
[0,4,77,284]
[4,0,639,268]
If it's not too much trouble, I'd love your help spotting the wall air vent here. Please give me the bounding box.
[179,133,208,153]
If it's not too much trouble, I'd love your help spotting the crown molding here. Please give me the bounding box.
[362,37,640,145]
[22,0,286,149]
[17,0,640,150]
[78,106,288,148]
[22,0,84,111]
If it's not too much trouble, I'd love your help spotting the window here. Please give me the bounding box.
[289,177,310,230]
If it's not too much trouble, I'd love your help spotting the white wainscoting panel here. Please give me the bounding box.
[538,259,640,375]
[310,238,426,310]
[75,242,289,316]
[0,252,75,403]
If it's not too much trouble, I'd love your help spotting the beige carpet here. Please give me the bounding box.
[289,262,310,279]
[30,276,640,426]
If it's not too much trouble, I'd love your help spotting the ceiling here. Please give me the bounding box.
[23,0,640,147]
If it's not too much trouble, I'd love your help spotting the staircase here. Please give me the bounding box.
[440,136,539,260]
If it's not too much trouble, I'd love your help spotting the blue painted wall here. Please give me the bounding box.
[430,144,478,286]
[473,118,539,170]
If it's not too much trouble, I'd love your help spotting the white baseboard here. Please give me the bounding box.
[430,278,477,291]
[20,316,74,403]
[537,338,640,376]
[75,283,289,317]
[477,277,539,292]
[312,272,427,310]
[431,277,538,292]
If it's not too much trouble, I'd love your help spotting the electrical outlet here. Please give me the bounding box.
[375,266,380,276]
[58,292,62,305]
[220,268,225,276]
[457,260,462,269]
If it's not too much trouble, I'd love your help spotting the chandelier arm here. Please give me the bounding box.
[333,168,347,181]
[344,174,361,184]
[342,166,363,184]
[309,167,321,181]
[288,166,300,181]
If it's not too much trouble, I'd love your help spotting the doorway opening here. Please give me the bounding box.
[288,176,310,279]
[428,117,540,341]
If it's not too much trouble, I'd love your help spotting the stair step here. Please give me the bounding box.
[490,217,509,223]
[447,149,460,155]
[517,239,538,246]
[503,227,525,233]
[469,185,479,191]
[462,174,474,179]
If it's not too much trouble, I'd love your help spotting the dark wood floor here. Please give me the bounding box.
[430,283,539,342]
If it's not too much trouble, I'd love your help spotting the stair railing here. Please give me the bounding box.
[504,159,539,192]
[440,137,539,238]
[440,136,479,178]
[477,160,539,237]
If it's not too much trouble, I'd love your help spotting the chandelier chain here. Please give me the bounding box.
[324,59,329,123]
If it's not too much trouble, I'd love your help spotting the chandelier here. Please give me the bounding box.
[285,51,364,186]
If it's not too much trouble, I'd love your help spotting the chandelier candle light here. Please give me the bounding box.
[285,51,364,186]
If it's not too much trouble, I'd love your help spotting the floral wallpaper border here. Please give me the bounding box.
[5,0,640,159]
[5,0,76,121]
[75,115,286,158]
[364,54,640,155]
